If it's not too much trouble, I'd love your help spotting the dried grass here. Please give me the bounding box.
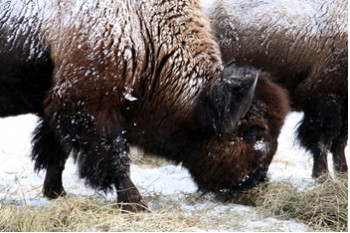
[130,148,170,168]
[0,191,303,232]
[245,174,348,232]
[0,150,347,232]
[0,196,199,232]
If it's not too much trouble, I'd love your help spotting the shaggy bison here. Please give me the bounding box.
[1,0,288,211]
[203,0,348,178]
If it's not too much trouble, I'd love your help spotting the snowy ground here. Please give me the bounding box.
[0,112,347,231]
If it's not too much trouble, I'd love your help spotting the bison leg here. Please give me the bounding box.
[75,130,147,212]
[331,135,348,175]
[310,148,329,179]
[331,108,348,175]
[78,138,147,212]
[116,176,149,212]
[47,108,148,212]
[31,120,68,198]
[297,97,343,178]
[43,161,67,199]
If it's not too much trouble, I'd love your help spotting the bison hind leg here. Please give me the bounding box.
[297,97,343,178]
[31,120,68,198]
[331,104,348,175]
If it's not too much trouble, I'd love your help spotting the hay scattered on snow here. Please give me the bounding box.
[254,174,348,232]
[0,148,347,232]
[130,148,170,168]
[1,173,347,232]
[0,196,199,232]
[210,173,347,232]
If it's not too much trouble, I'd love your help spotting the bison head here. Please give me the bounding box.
[185,73,290,192]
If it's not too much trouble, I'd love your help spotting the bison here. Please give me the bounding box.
[203,0,348,178]
[1,0,288,211]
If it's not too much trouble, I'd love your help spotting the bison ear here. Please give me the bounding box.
[197,64,258,135]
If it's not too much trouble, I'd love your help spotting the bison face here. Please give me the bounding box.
[184,118,276,192]
[184,74,290,192]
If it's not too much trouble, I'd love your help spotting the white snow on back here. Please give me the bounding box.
[200,0,217,14]
[201,0,325,36]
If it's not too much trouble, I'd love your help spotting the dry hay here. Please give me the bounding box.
[0,191,305,232]
[130,147,170,168]
[1,192,275,232]
[0,148,347,232]
[0,195,199,232]
[249,174,347,231]
[1,173,346,232]
[126,149,348,230]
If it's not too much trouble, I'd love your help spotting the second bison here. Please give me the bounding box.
[204,0,348,178]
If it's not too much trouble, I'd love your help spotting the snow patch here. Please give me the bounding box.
[123,92,138,102]
[254,140,268,153]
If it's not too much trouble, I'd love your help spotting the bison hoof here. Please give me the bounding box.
[117,199,149,213]
[43,186,67,199]
[117,191,149,212]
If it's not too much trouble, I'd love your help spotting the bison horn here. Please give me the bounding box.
[197,63,258,135]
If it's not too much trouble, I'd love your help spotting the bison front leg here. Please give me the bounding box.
[76,130,148,212]
[82,132,148,212]
[47,107,148,212]
[116,176,148,212]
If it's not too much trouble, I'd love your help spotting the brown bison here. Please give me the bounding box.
[1,0,288,211]
[204,0,348,178]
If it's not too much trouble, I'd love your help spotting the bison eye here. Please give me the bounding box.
[243,130,258,144]
[242,125,267,144]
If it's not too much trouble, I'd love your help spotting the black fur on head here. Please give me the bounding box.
[197,63,258,135]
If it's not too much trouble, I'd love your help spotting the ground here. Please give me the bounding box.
[0,112,347,231]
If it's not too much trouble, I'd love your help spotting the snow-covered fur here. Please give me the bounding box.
[204,0,348,178]
[1,0,290,212]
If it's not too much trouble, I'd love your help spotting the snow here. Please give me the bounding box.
[0,112,347,231]
[123,92,138,102]
[253,140,269,153]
